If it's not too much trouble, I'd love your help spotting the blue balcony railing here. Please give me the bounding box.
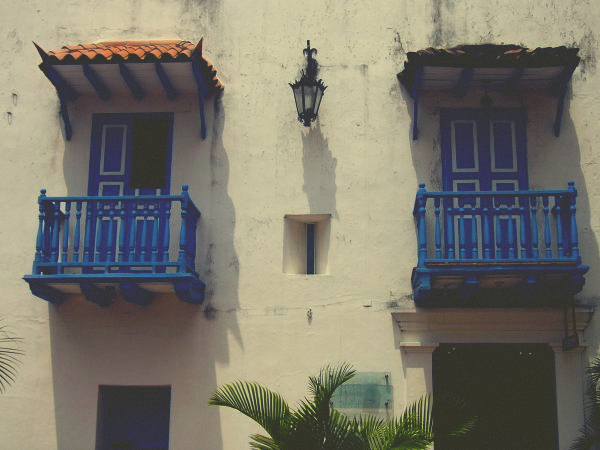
[411,182,589,307]
[24,185,206,307]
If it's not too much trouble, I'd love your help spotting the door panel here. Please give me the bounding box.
[441,109,528,260]
[89,114,173,196]
[88,114,173,268]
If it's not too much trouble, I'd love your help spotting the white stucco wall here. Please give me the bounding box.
[0,0,599,449]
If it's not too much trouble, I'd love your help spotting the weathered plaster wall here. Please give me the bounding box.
[0,0,599,449]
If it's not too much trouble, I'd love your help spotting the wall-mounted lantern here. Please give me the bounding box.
[289,40,327,127]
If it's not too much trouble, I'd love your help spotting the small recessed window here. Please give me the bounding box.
[284,214,331,275]
[96,385,171,450]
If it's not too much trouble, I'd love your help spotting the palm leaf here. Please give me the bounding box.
[210,364,476,450]
[249,433,283,450]
[0,323,23,393]
[586,358,600,397]
[431,393,477,439]
[307,362,356,403]
[572,359,600,450]
[570,421,600,450]
[209,380,291,444]
[351,415,386,450]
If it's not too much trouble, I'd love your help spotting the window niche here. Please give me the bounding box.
[283,214,331,275]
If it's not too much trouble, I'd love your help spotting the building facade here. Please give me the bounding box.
[1,0,600,448]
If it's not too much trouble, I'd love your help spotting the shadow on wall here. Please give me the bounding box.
[534,93,600,302]
[302,122,338,217]
[49,96,239,449]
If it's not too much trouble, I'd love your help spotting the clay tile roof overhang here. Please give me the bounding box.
[35,39,223,97]
[398,44,580,93]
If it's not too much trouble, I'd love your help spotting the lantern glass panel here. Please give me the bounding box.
[303,85,317,112]
[293,85,304,116]
[313,87,324,116]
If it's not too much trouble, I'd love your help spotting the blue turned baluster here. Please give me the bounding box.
[163,201,171,263]
[51,202,61,263]
[140,201,149,261]
[519,195,527,258]
[106,200,116,262]
[459,205,466,260]
[445,198,455,259]
[434,197,442,260]
[61,201,71,263]
[84,202,93,263]
[117,201,126,263]
[95,201,104,263]
[556,195,564,258]
[471,212,477,259]
[128,201,137,262]
[530,196,539,259]
[35,189,46,264]
[507,206,515,259]
[151,201,159,264]
[482,197,491,260]
[495,201,503,259]
[179,185,190,272]
[543,195,552,258]
[73,201,82,263]
[569,181,580,259]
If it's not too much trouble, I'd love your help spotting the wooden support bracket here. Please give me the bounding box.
[119,63,145,101]
[82,64,111,101]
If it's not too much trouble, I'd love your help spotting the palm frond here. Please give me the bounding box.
[210,364,476,450]
[307,362,356,402]
[352,415,386,449]
[0,324,23,393]
[431,393,477,439]
[249,433,283,450]
[382,418,430,450]
[586,358,600,397]
[572,358,600,450]
[209,380,290,443]
[570,421,600,450]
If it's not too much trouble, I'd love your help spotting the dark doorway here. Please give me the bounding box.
[96,385,172,450]
[433,344,558,450]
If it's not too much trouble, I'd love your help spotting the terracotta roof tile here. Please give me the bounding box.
[398,44,580,91]
[403,44,580,68]
[43,40,197,64]
[35,39,224,94]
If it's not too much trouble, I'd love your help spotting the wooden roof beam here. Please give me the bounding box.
[82,64,111,101]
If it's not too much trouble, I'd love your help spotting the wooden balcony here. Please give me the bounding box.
[23,186,206,307]
[411,182,589,307]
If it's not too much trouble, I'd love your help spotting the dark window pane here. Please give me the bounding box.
[306,223,316,274]
[130,117,170,190]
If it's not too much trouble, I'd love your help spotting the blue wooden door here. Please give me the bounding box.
[88,113,173,265]
[441,109,528,259]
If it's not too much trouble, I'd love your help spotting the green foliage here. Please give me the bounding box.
[209,363,476,450]
[571,358,600,450]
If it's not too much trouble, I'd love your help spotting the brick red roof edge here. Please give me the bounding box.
[35,40,223,93]
[398,44,580,91]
